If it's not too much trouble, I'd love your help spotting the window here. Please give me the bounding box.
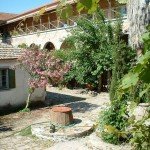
[119,5,127,17]
[0,68,16,90]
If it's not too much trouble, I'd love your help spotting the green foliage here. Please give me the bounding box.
[58,0,127,17]
[98,97,129,144]
[129,114,150,150]
[57,10,118,88]
[18,43,28,49]
[119,26,150,103]
[20,108,30,112]
[116,0,127,4]
[110,45,136,100]
[19,126,32,136]
[118,26,150,149]
[51,40,75,62]
[77,0,99,14]
[142,26,150,54]
[57,1,73,20]
[109,21,136,101]
[10,29,19,36]
[99,20,135,145]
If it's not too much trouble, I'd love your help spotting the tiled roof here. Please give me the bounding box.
[0,43,23,60]
[6,0,74,24]
[0,12,17,21]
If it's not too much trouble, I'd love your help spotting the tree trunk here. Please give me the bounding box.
[25,93,32,109]
[98,75,102,93]
[127,0,149,49]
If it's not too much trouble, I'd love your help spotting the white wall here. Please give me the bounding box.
[10,20,128,49]
[11,28,71,49]
[0,59,46,107]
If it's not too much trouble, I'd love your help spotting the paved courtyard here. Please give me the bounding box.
[0,87,130,150]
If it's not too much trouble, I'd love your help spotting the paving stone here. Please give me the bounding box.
[46,140,89,150]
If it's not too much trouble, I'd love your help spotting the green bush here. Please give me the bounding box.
[54,10,114,89]
[129,113,150,150]
[109,21,136,101]
[98,98,129,144]
[98,21,135,145]
[119,25,150,104]
[18,43,28,49]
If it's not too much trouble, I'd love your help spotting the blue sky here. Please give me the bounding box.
[0,0,52,14]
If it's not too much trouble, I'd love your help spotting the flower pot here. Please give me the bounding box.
[85,83,94,90]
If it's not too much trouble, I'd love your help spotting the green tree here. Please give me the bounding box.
[54,10,116,90]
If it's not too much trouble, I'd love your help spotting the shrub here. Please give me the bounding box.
[18,48,70,108]
[98,20,135,145]
[129,113,150,150]
[54,10,114,90]
[98,97,129,144]
[18,43,28,49]
[118,26,150,149]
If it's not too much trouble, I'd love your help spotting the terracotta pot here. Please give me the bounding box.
[85,83,94,90]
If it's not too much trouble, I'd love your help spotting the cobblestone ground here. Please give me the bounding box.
[0,135,53,150]
[0,87,130,150]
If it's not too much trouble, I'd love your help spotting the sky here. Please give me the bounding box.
[0,0,52,14]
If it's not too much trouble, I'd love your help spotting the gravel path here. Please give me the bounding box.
[0,87,131,150]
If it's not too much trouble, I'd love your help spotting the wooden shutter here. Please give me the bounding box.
[8,69,16,89]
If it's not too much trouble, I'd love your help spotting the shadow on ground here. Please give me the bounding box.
[46,91,99,113]
[0,122,12,133]
[67,101,99,113]
[46,91,86,103]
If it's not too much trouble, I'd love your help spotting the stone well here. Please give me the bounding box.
[50,106,73,126]
[31,118,94,142]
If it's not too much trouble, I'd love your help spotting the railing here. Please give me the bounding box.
[11,5,127,37]
[11,18,76,37]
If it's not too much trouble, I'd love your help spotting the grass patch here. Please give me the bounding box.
[19,108,30,112]
[19,126,32,136]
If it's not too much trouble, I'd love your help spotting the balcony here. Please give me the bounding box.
[10,18,76,37]
[10,5,127,37]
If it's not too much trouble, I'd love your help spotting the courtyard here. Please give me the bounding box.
[0,87,130,150]
[0,0,149,150]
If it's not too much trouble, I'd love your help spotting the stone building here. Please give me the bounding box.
[0,0,127,107]
[0,0,127,50]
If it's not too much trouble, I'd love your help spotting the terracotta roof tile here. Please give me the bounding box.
[6,0,74,23]
[0,12,17,21]
[0,43,23,60]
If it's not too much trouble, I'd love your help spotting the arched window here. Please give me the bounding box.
[30,43,36,48]
[43,42,55,51]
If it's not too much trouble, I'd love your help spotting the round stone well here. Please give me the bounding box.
[31,106,94,141]
[50,106,74,126]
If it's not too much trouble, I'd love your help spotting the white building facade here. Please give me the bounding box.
[0,47,45,108]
